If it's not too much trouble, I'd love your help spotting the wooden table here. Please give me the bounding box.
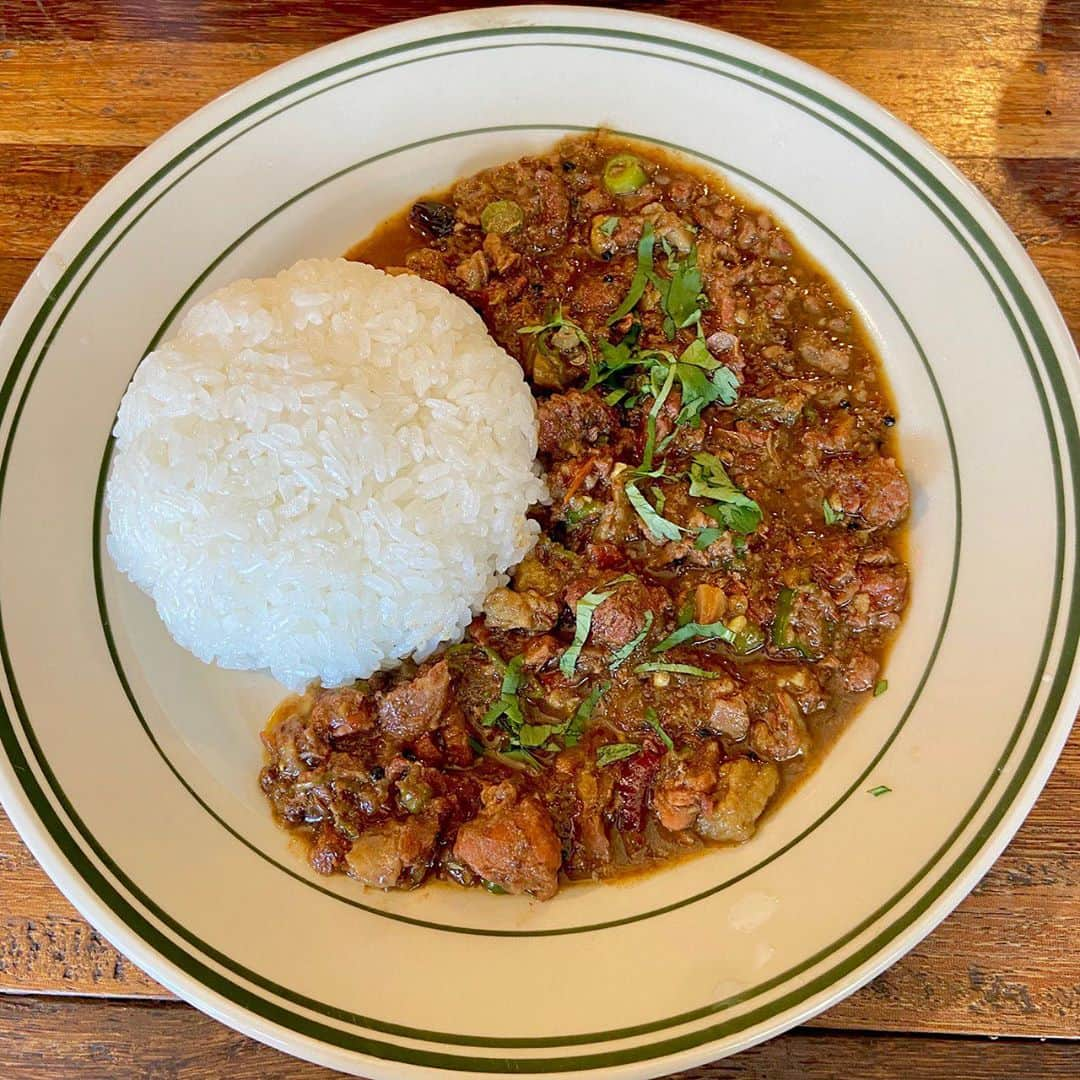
[1,1,1077,1075]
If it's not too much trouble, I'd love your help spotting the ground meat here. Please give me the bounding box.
[453,783,562,899]
[537,390,620,460]
[826,456,911,528]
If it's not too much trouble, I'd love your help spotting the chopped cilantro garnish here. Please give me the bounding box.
[689,452,762,534]
[643,706,674,751]
[649,242,706,339]
[874,679,889,697]
[867,784,892,797]
[599,215,619,236]
[634,661,720,679]
[610,611,654,670]
[596,742,642,767]
[481,655,526,729]
[823,498,843,526]
[694,527,723,550]
[607,223,656,325]
[584,327,645,391]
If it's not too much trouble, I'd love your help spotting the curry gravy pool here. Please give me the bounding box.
[258,133,910,899]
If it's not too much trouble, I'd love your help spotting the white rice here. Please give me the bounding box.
[106,258,546,689]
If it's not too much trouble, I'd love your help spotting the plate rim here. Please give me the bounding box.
[0,6,1076,1077]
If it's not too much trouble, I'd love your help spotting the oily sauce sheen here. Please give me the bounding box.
[259,134,911,900]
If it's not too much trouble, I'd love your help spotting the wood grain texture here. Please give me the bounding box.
[0,995,1077,1079]
[0,0,1077,1074]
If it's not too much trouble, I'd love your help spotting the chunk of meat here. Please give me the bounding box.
[841,650,880,693]
[309,822,350,875]
[652,741,721,832]
[537,390,619,461]
[572,766,613,874]
[482,231,520,274]
[310,687,374,741]
[455,249,489,291]
[453,782,562,899]
[563,575,665,650]
[826,456,911,528]
[660,678,751,741]
[796,327,850,374]
[345,815,439,889]
[846,562,909,632]
[749,692,810,761]
[403,247,449,287]
[482,586,560,632]
[376,659,451,741]
[694,758,779,843]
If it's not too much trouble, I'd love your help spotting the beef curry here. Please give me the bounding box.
[259,134,910,900]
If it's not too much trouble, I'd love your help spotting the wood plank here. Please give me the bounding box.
[0,995,1077,1079]
[0,0,1064,51]
[1,731,1076,1034]
[0,40,1076,157]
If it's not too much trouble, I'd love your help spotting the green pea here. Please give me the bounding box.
[480,199,524,234]
[603,154,648,196]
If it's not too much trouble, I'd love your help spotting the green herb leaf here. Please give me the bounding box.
[648,245,705,337]
[643,706,674,751]
[499,748,543,771]
[867,784,892,797]
[596,742,642,767]
[634,662,720,679]
[560,576,636,678]
[484,880,508,894]
[584,329,647,391]
[823,498,843,526]
[694,527,723,550]
[642,362,677,470]
[625,480,683,541]
[874,679,889,697]
[481,654,527,729]
[517,722,563,749]
[689,452,762,534]
[599,215,620,236]
[652,620,736,653]
[607,223,656,325]
[677,597,696,628]
[609,611,654,670]
[563,681,609,747]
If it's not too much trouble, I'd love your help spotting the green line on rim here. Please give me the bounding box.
[0,24,1075,1070]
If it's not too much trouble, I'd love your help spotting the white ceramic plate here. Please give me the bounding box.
[0,6,1077,1077]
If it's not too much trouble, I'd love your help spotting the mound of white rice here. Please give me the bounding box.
[106,258,546,690]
